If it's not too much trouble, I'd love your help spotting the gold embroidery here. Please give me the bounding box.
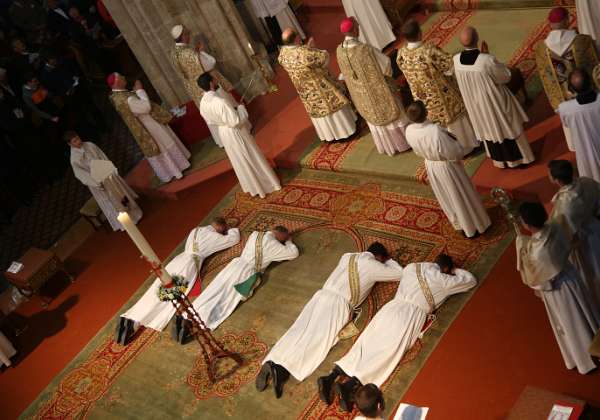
[241,231,265,301]
[338,254,361,340]
[415,263,435,313]
[278,45,350,118]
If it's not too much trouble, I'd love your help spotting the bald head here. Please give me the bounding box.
[282,28,298,45]
[460,26,479,49]
[569,68,593,94]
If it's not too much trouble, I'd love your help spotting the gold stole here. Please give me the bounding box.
[338,254,362,340]
[415,263,435,313]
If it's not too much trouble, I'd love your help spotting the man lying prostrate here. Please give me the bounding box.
[318,254,476,412]
[117,218,240,344]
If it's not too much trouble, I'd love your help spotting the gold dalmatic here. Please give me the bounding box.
[397,43,465,125]
[109,91,172,158]
[535,34,599,110]
[336,43,401,126]
[278,45,349,118]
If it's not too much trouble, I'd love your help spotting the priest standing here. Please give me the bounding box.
[198,73,281,198]
[279,28,357,142]
[516,202,599,375]
[191,226,299,330]
[257,243,403,398]
[67,131,142,231]
[557,69,600,182]
[454,27,535,168]
[250,0,305,42]
[341,0,395,51]
[108,73,191,183]
[336,17,409,156]
[397,20,478,154]
[576,0,600,50]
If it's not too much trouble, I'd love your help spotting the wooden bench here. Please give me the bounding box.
[80,197,111,232]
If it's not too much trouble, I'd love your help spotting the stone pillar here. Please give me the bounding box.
[103,0,272,107]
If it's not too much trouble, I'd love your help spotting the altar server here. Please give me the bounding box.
[517,202,599,374]
[109,74,191,183]
[548,160,600,307]
[257,243,403,398]
[576,0,600,50]
[318,254,476,411]
[454,27,535,168]
[198,73,281,198]
[337,17,409,156]
[341,0,395,51]
[192,226,299,330]
[68,131,142,231]
[405,102,491,238]
[279,28,357,142]
[120,218,240,331]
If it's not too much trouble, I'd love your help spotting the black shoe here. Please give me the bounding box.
[171,316,182,341]
[335,379,357,412]
[271,363,289,399]
[115,317,127,344]
[255,361,272,392]
[318,375,335,405]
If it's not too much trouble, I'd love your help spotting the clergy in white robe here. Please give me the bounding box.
[557,69,600,182]
[109,74,191,183]
[317,255,476,410]
[257,243,403,398]
[517,202,599,375]
[454,27,535,169]
[405,102,491,238]
[341,0,395,51]
[191,227,299,330]
[577,0,600,50]
[198,73,281,198]
[336,19,409,156]
[67,133,142,231]
[0,331,16,367]
[250,0,306,41]
[548,160,600,308]
[120,219,240,331]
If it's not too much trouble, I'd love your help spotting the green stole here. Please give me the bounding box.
[234,232,265,300]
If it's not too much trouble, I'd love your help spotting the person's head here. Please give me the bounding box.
[435,253,455,274]
[273,225,291,243]
[459,26,479,49]
[64,130,82,148]
[355,384,385,419]
[11,38,26,54]
[211,217,228,234]
[107,72,126,90]
[406,100,427,123]
[367,242,390,263]
[282,28,299,45]
[42,49,59,67]
[401,19,422,43]
[518,202,548,233]
[568,68,593,94]
[547,159,574,186]
[197,72,216,92]
[24,72,39,89]
[548,7,569,30]
[68,6,81,20]
[340,17,359,38]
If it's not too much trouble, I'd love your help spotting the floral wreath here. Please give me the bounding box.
[157,275,189,302]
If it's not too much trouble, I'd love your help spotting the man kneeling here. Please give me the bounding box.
[318,254,476,411]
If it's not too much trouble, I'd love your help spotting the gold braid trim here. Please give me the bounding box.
[415,263,435,314]
[338,254,361,340]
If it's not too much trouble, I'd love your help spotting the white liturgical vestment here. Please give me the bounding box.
[263,252,403,381]
[192,231,299,330]
[406,121,491,237]
[576,0,600,49]
[121,226,240,331]
[250,0,306,40]
[341,0,395,50]
[336,263,476,386]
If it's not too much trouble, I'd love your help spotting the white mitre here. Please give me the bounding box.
[171,24,184,40]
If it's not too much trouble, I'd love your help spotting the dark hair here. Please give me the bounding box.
[197,73,213,91]
[435,253,454,271]
[407,100,427,123]
[548,160,573,184]
[518,202,548,229]
[367,242,389,259]
[63,130,79,142]
[355,384,384,418]
[273,225,289,234]
[401,19,421,42]
[568,68,592,94]
[212,217,227,226]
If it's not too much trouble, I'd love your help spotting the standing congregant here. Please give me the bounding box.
[198,73,281,198]
[108,73,191,183]
[336,18,409,156]
[341,0,395,51]
[454,27,535,168]
[397,20,478,154]
[279,28,357,142]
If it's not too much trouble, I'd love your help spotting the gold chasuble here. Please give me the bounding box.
[535,34,599,109]
[278,45,349,118]
[109,91,172,158]
[397,43,465,126]
[336,42,401,126]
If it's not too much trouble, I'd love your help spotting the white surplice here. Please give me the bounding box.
[250,0,306,39]
[312,104,357,142]
[558,95,600,182]
[453,51,535,168]
[336,263,476,386]
[126,89,191,182]
[263,252,403,381]
[71,142,142,231]
[341,0,395,51]
[192,231,299,330]
[517,223,600,374]
[406,121,491,237]
[121,226,240,331]
[0,331,16,367]
[577,0,600,49]
[200,91,281,198]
